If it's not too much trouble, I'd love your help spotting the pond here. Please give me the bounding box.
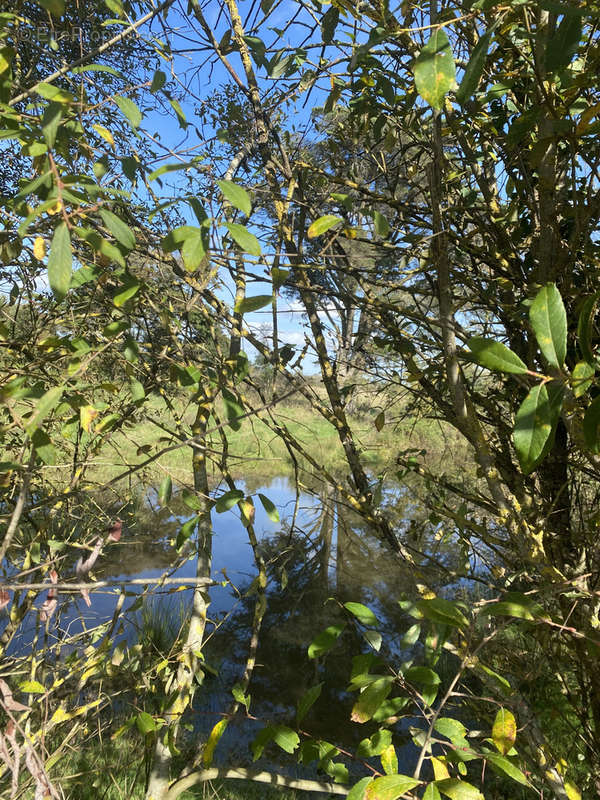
[1,473,477,781]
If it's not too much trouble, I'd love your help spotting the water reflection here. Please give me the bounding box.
[1,474,470,777]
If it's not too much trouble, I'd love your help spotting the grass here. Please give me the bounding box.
[29,733,316,800]
[88,383,469,488]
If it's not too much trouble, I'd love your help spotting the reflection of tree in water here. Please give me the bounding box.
[203,481,467,766]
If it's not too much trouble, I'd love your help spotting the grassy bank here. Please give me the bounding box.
[96,385,468,488]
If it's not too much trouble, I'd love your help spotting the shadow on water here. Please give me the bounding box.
[1,473,478,779]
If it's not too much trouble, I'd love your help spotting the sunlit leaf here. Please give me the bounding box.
[351,677,394,723]
[47,222,72,300]
[99,209,136,250]
[344,602,378,627]
[413,28,456,110]
[114,95,142,128]
[492,708,517,755]
[529,283,567,368]
[258,493,280,522]
[234,295,272,313]
[308,623,345,659]
[468,337,528,374]
[417,597,468,629]
[307,214,342,238]
[513,383,562,474]
[435,779,483,800]
[225,222,261,255]
[203,719,228,766]
[217,179,252,216]
[364,774,421,800]
[485,752,528,785]
[215,489,245,512]
[158,475,172,505]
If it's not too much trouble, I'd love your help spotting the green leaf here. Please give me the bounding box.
[222,388,244,431]
[417,597,468,629]
[297,683,323,724]
[572,360,595,397]
[513,383,562,474]
[467,337,528,374]
[25,386,63,436]
[234,295,272,313]
[182,488,202,510]
[577,291,600,364]
[584,395,600,453]
[344,602,378,627]
[364,774,421,800]
[158,475,172,505]
[113,279,141,308]
[424,785,442,800]
[272,267,289,290]
[307,215,342,238]
[273,725,300,754]
[47,223,72,300]
[357,730,393,758]
[434,718,468,745]
[130,379,145,403]
[546,14,582,72]
[181,229,207,272]
[169,98,187,128]
[373,210,390,238]
[37,0,65,16]
[36,83,74,103]
[435,779,484,800]
[42,102,62,148]
[150,70,166,92]
[348,777,373,800]
[224,222,261,256]
[308,623,345,658]
[492,708,517,755]
[32,428,56,465]
[215,489,245,513]
[374,411,385,431]
[413,28,456,110]
[99,209,136,250]
[351,677,394,723]
[485,753,528,785]
[135,711,157,735]
[258,493,280,522]
[456,30,491,104]
[175,516,198,550]
[114,95,142,128]
[529,283,567,368]
[217,180,252,216]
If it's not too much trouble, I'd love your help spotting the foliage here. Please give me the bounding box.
[1,0,600,799]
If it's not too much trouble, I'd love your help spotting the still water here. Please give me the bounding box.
[2,474,472,778]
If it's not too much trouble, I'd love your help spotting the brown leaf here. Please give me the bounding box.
[107,518,122,542]
[0,679,29,712]
[0,589,10,611]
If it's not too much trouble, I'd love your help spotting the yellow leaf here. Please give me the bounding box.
[33,236,46,260]
[92,124,115,148]
[80,405,99,433]
[203,719,228,766]
[565,779,581,800]
[48,201,62,215]
[492,708,517,755]
[431,756,450,780]
[576,102,600,136]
